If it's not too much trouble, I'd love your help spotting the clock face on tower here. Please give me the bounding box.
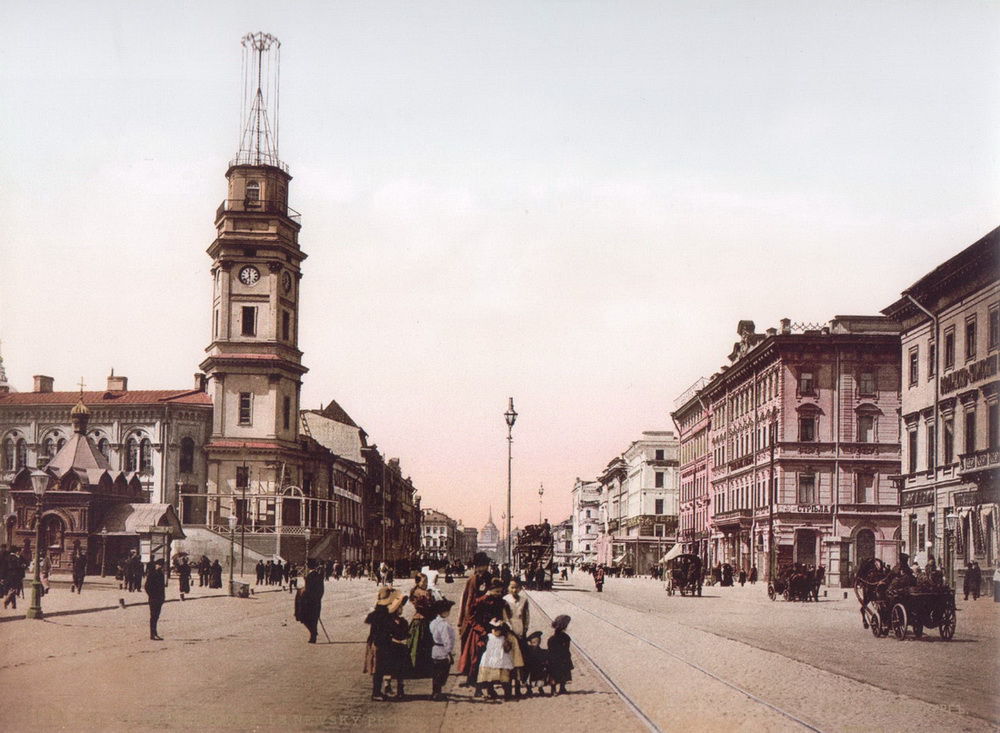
[239,266,260,285]
[282,271,292,294]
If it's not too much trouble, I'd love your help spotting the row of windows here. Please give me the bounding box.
[908,306,1000,387]
[680,430,708,465]
[714,471,877,513]
[0,435,177,475]
[906,402,1000,473]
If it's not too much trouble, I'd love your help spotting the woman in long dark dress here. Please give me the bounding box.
[407,573,436,679]
[209,559,223,589]
[546,614,574,696]
[178,558,192,596]
[366,590,411,700]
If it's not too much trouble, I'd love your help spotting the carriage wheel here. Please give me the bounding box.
[939,607,956,640]
[783,588,791,602]
[767,585,776,601]
[891,603,908,640]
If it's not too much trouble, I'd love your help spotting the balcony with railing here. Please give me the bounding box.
[216,198,301,223]
[959,448,1000,477]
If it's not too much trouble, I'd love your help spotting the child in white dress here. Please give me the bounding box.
[476,618,515,700]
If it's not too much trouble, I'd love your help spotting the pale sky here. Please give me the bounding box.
[2,1,998,533]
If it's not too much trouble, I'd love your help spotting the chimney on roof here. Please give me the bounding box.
[194,373,208,392]
[33,375,53,393]
[780,318,792,335]
[107,372,128,392]
[766,327,777,336]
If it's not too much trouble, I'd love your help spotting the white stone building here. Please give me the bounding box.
[571,478,601,565]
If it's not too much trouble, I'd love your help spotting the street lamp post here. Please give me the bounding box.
[100,527,108,577]
[504,397,517,568]
[538,483,544,524]
[27,471,49,620]
[304,527,311,565]
[227,514,236,595]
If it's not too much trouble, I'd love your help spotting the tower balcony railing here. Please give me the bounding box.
[216,198,301,223]
[229,152,289,173]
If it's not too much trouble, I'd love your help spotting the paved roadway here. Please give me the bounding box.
[528,572,999,731]
[0,572,996,732]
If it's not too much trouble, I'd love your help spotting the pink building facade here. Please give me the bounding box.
[702,317,902,587]
[672,378,712,565]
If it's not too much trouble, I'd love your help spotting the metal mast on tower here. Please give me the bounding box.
[234,32,284,171]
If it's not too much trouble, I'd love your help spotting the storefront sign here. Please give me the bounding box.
[902,488,935,507]
[954,487,999,507]
[776,504,830,514]
[941,353,998,395]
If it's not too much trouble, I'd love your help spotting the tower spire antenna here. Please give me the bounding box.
[0,340,9,392]
[234,32,284,172]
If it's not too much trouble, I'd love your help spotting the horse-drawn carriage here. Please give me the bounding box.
[665,553,703,596]
[767,564,818,601]
[854,558,956,641]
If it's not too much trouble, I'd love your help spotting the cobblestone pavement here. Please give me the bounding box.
[527,572,999,731]
[0,575,641,732]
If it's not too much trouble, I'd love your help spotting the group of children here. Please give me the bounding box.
[474,612,573,700]
[364,577,573,702]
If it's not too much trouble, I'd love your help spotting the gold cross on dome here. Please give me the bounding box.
[77,377,86,395]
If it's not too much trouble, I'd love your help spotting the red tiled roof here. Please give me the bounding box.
[0,390,212,407]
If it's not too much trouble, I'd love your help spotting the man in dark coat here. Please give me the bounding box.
[255,560,265,586]
[177,557,192,598]
[71,551,87,593]
[144,559,166,640]
[294,558,325,643]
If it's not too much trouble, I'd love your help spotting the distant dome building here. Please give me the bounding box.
[478,506,500,561]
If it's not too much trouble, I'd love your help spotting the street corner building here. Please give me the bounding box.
[676,316,904,588]
[2,395,185,574]
[882,225,999,593]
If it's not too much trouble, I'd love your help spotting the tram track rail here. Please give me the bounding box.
[528,589,825,733]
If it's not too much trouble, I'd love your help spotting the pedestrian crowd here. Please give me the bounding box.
[361,551,573,702]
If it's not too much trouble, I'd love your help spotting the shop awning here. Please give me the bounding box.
[100,503,185,539]
[659,543,683,564]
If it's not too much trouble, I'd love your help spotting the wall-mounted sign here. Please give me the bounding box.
[941,353,998,395]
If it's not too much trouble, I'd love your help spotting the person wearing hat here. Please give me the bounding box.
[407,573,436,678]
[365,589,411,700]
[429,599,457,701]
[477,618,516,700]
[459,577,508,694]
[546,615,573,696]
[144,558,167,641]
[294,558,325,644]
[457,551,493,687]
[522,631,548,696]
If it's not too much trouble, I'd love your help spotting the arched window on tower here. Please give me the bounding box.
[245,180,260,206]
[179,437,195,474]
[124,438,138,473]
[42,437,55,459]
[140,438,154,474]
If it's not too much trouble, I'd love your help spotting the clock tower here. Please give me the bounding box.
[200,32,310,515]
